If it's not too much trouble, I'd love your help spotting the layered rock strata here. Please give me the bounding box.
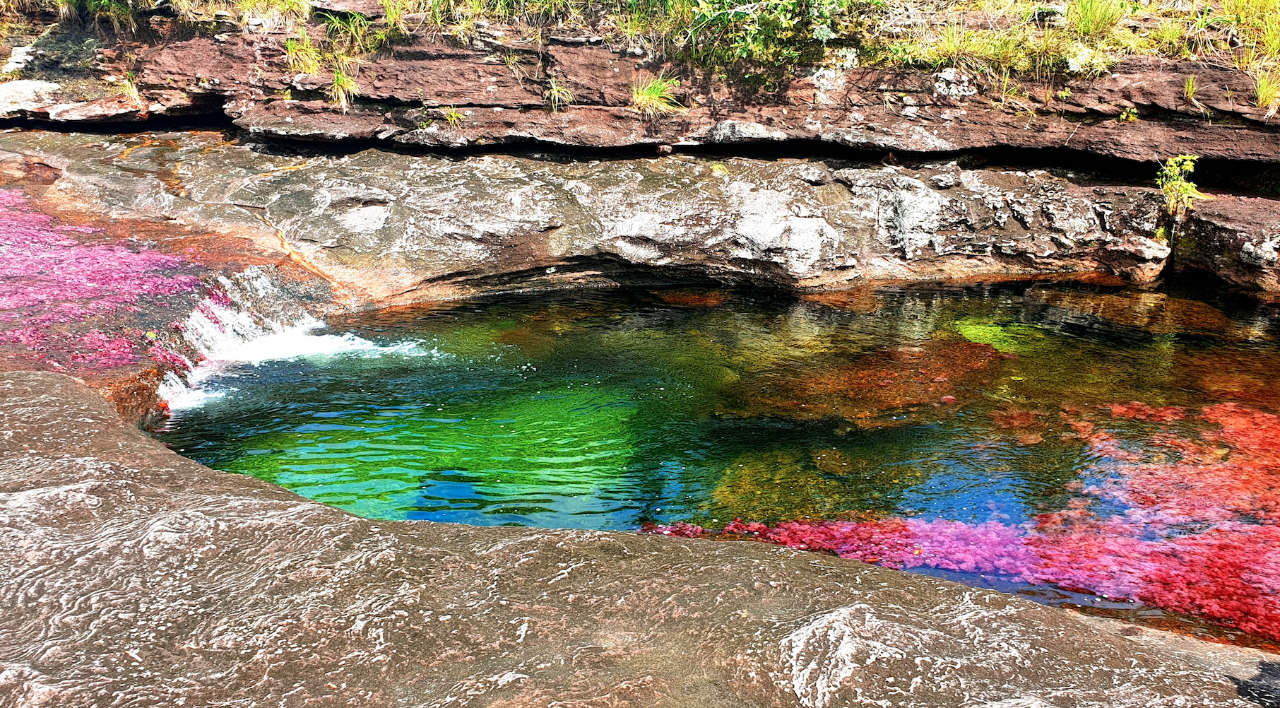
[1,24,1278,168]
[0,130,1187,302]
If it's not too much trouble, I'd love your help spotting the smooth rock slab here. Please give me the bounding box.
[0,371,1269,707]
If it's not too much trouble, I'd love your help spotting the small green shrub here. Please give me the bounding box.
[441,105,466,126]
[1184,74,1197,101]
[381,0,411,37]
[1156,154,1214,220]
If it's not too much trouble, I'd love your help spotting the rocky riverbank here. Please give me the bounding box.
[3,369,1278,707]
[0,126,1278,426]
[4,129,1280,303]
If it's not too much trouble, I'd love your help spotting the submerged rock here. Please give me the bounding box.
[0,370,1269,707]
[1024,288,1241,340]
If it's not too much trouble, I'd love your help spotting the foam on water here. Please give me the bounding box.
[160,298,440,411]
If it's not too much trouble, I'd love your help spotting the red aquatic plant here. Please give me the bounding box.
[648,401,1280,640]
[1104,401,1186,423]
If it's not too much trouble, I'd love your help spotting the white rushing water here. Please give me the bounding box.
[157,271,436,412]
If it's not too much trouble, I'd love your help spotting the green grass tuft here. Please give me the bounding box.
[285,32,321,75]
[545,78,573,112]
[632,72,682,119]
[329,61,360,111]
[1068,0,1125,39]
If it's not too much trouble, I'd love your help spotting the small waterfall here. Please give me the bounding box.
[156,267,429,412]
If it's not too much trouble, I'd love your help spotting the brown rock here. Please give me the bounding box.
[1177,196,1280,292]
[546,44,636,107]
[310,0,385,17]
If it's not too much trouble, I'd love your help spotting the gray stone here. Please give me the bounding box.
[708,120,789,143]
[0,80,60,117]
[0,131,1178,304]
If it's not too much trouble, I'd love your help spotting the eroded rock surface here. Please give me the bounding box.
[0,370,1272,707]
[0,130,1192,303]
[1177,197,1280,293]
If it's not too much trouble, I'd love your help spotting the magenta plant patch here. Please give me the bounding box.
[650,402,1280,641]
[0,189,201,370]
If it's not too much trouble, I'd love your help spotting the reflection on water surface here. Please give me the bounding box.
[156,281,1280,646]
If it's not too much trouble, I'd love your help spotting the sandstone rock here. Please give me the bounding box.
[0,131,1190,303]
[85,32,1277,164]
[185,153,1176,298]
[546,44,635,107]
[1177,196,1280,292]
[45,95,144,122]
[0,79,59,117]
[5,130,1280,301]
[310,0,384,17]
[708,119,789,143]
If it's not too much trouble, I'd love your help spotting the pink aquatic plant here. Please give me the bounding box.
[0,190,198,320]
[0,189,201,370]
[147,344,193,371]
[649,402,1280,641]
[71,330,138,367]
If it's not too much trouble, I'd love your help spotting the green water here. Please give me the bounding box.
[156,282,1278,530]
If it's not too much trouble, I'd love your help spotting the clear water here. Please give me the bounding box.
[156,282,1278,532]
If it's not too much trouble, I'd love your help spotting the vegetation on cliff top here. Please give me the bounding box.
[17,0,1280,71]
[4,0,1279,111]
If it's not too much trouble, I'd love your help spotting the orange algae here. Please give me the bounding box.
[732,340,1004,425]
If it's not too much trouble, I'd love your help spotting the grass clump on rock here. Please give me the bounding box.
[1067,0,1126,38]
[329,61,359,110]
[284,32,322,74]
[632,72,683,119]
[545,78,573,111]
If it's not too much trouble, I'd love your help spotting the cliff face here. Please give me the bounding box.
[5,129,1279,301]
[3,23,1280,168]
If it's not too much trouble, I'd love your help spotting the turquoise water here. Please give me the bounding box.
[156,282,1277,531]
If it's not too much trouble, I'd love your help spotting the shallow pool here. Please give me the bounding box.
[157,281,1280,643]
